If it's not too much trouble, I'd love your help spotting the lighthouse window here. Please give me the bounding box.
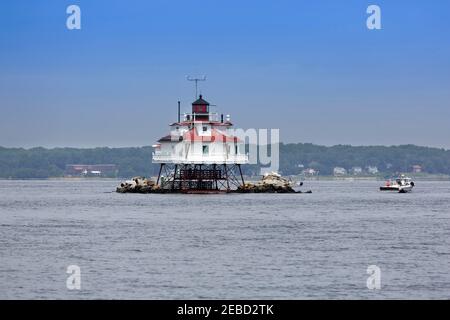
[235,145,238,154]
[202,145,209,155]
[202,126,207,132]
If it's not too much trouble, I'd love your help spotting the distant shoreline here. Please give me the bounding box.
[300,175,450,182]
[2,144,450,179]
[1,174,449,182]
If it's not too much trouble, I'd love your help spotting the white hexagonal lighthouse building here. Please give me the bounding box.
[152,95,248,192]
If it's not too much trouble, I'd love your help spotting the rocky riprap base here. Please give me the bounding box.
[236,172,311,193]
[116,173,311,194]
[237,183,298,193]
[116,177,160,194]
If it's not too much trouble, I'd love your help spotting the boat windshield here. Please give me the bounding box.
[396,178,411,185]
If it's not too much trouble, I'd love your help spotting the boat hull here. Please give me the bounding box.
[380,186,413,193]
[398,186,413,193]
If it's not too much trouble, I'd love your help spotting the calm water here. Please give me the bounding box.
[0,179,449,299]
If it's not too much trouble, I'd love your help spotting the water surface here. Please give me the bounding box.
[0,179,449,299]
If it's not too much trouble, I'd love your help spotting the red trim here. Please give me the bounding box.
[183,128,241,142]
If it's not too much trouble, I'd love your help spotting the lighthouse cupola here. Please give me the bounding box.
[192,94,210,121]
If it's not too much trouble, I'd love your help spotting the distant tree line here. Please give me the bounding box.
[277,143,450,176]
[0,146,156,179]
[1,144,450,179]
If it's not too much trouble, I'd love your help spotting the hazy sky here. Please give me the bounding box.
[1,0,449,148]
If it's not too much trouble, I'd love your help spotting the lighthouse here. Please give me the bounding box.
[152,95,248,192]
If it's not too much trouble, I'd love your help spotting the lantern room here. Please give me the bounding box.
[192,95,210,121]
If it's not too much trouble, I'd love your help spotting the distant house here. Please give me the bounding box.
[302,168,319,176]
[350,167,363,175]
[366,166,379,175]
[412,165,423,173]
[333,167,347,176]
[65,164,117,177]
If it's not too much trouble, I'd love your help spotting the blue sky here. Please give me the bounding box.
[1,0,449,148]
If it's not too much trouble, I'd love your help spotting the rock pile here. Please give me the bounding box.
[237,172,302,193]
[116,177,158,193]
[116,172,312,194]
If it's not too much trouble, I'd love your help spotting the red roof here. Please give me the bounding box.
[183,128,240,143]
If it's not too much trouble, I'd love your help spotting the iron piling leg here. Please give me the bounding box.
[224,164,230,191]
[238,164,245,186]
[156,163,164,185]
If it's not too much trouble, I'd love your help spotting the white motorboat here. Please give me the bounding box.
[380,175,415,193]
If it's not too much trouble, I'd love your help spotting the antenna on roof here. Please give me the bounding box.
[186,75,206,99]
